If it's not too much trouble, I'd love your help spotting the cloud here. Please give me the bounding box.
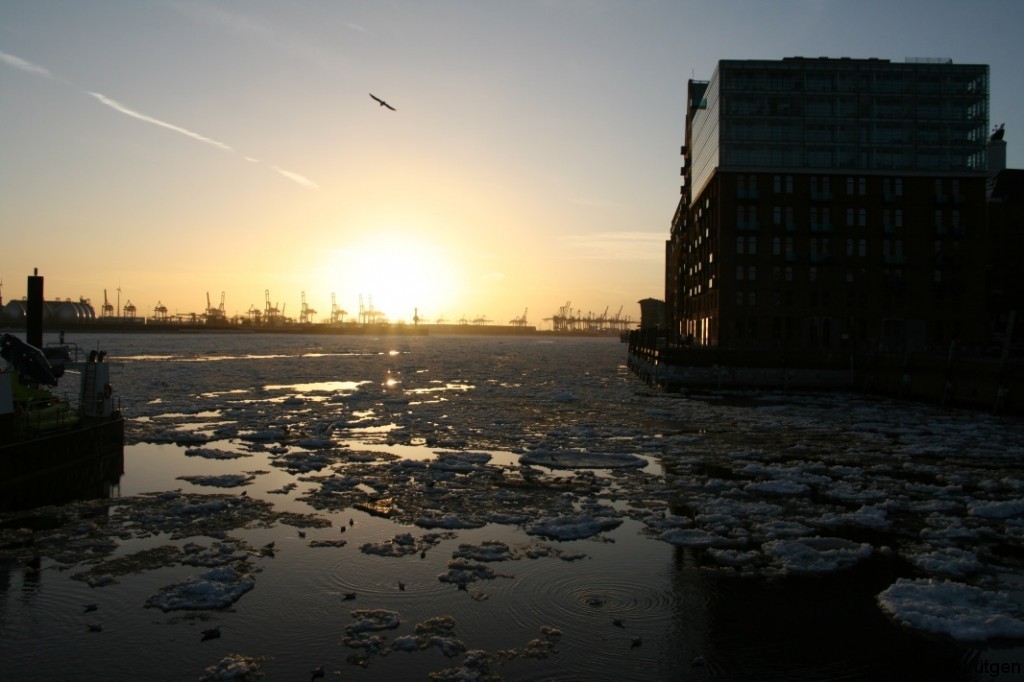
[88,91,234,153]
[344,22,374,36]
[0,49,55,78]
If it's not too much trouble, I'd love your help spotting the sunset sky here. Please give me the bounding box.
[2,1,1022,327]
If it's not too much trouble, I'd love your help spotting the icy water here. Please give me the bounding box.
[2,332,1024,681]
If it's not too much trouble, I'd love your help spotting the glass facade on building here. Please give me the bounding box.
[689,58,990,204]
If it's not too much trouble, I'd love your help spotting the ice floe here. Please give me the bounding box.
[519,450,647,469]
[199,653,271,682]
[526,514,623,540]
[877,578,1024,641]
[145,565,256,611]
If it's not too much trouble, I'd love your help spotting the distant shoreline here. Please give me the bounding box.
[1,321,627,339]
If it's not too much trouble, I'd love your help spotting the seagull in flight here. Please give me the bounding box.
[370,93,396,111]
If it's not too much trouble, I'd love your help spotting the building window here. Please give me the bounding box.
[846,238,854,256]
[774,175,781,193]
[747,292,757,307]
[859,239,867,257]
[736,266,745,280]
[773,206,782,225]
[736,237,745,254]
[785,267,794,281]
[748,236,757,255]
[810,267,818,282]
[786,206,795,230]
[773,266,781,281]
[748,266,757,280]
[773,237,781,255]
[858,208,867,227]
[748,206,757,229]
[736,292,745,306]
[847,177,855,195]
[785,175,794,193]
[895,209,903,227]
[895,178,903,196]
[846,208,854,227]
[858,177,867,195]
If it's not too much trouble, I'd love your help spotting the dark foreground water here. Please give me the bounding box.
[1,332,1023,681]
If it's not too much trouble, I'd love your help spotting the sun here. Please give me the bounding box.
[334,230,460,322]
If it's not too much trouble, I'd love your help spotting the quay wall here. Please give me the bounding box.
[627,332,1023,416]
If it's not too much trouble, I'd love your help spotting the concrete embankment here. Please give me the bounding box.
[627,338,1023,416]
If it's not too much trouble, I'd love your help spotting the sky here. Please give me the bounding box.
[2,0,1022,327]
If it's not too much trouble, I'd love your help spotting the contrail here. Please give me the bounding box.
[1,48,319,190]
[271,166,321,190]
[0,49,55,78]
[88,91,234,153]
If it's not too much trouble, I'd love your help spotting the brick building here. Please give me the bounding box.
[667,57,993,353]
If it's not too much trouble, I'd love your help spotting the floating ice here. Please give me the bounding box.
[346,609,401,635]
[744,480,810,496]
[198,653,271,681]
[877,578,1024,641]
[659,528,732,548]
[185,447,250,460]
[968,499,1024,519]
[520,450,646,470]
[763,537,872,575]
[177,474,255,488]
[526,514,622,540]
[145,564,255,611]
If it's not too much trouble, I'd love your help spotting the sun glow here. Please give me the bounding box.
[332,230,461,323]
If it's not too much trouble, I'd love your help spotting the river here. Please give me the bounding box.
[1,332,1023,680]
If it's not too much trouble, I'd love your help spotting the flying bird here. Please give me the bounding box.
[370,93,396,111]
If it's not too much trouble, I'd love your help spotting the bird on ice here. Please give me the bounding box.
[370,93,396,111]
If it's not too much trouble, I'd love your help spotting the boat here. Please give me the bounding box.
[1,271,124,511]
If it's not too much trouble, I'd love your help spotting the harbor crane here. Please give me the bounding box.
[101,290,115,317]
[299,291,317,324]
[205,291,227,323]
[263,290,283,324]
[330,293,347,324]
[510,308,529,327]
